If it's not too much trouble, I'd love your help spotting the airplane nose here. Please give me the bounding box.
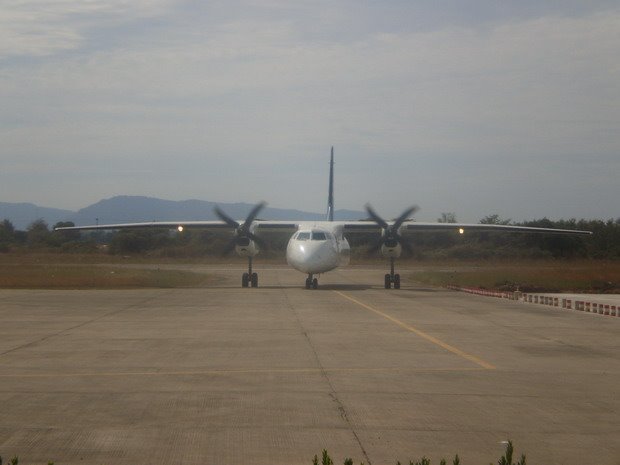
[287,240,338,273]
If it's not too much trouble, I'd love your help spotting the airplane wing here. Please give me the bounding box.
[54,221,231,231]
[401,222,592,235]
[338,221,591,236]
[54,220,301,233]
[56,220,592,236]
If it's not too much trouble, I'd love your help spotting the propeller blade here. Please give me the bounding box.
[367,237,384,255]
[214,207,240,229]
[243,201,267,228]
[221,238,238,256]
[365,204,389,229]
[215,202,267,256]
[399,235,414,255]
[393,205,419,230]
[247,232,268,250]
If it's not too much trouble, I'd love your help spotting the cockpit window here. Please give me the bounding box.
[311,231,327,241]
[297,232,310,241]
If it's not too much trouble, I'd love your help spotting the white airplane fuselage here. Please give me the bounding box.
[285,224,350,274]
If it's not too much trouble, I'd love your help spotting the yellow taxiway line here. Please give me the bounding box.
[334,290,496,370]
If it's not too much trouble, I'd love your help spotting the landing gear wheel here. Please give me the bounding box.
[384,274,391,289]
[305,278,312,289]
[242,273,249,288]
[312,278,319,289]
[394,273,401,289]
[251,272,258,288]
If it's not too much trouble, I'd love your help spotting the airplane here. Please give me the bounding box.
[56,147,592,289]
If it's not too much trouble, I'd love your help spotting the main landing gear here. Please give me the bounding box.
[242,256,259,288]
[384,257,401,289]
[305,274,319,289]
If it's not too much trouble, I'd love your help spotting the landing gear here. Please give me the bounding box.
[384,257,401,289]
[305,274,319,289]
[242,257,259,288]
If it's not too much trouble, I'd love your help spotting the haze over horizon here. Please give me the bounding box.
[1,1,619,223]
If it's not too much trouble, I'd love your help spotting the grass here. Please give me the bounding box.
[2,441,525,465]
[0,256,216,289]
[312,441,527,465]
[313,441,526,465]
[0,252,227,289]
[409,259,620,293]
[2,252,619,292]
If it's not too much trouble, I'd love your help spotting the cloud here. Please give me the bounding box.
[4,9,618,152]
[0,0,176,57]
[0,2,619,217]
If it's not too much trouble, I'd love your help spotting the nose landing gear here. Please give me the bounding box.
[384,257,401,289]
[242,257,259,288]
[305,274,319,289]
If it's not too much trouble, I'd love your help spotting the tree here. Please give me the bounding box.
[52,221,81,243]
[27,219,51,247]
[438,212,457,223]
[0,219,16,251]
[0,219,15,242]
[479,214,511,225]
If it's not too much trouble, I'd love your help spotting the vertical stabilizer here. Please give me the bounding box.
[327,147,334,221]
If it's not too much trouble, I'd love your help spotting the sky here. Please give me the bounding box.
[1,0,619,222]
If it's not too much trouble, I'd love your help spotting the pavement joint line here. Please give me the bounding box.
[282,287,373,465]
[0,366,485,378]
[333,290,496,370]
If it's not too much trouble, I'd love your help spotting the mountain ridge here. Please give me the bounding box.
[1,196,365,230]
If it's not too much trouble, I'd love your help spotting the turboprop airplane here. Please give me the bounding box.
[56,148,592,289]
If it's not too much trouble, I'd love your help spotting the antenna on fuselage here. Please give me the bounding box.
[327,146,334,221]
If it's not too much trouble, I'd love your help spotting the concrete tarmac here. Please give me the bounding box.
[0,265,618,465]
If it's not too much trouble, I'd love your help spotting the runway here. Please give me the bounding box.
[1,266,618,464]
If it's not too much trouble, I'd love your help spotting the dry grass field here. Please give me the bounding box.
[0,253,217,289]
[408,259,620,293]
[1,252,618,292]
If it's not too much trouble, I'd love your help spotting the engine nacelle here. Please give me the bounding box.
[381,242,402,258]
[235,237,259,257]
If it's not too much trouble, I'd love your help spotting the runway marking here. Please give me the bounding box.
[334,291,496,370]
[0,366,484,379]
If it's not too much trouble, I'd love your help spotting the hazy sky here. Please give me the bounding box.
[1,0,619,222]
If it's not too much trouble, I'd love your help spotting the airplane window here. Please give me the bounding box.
[297,232,310,241]
[312,232,327,241]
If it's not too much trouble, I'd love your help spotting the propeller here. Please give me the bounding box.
[365,204,418,255]
[214,202,267,255]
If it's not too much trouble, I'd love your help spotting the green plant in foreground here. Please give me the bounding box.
[314,441,523,465]
[0,456,53,465]
[494,441,526,465]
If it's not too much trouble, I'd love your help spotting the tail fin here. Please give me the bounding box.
[327,146,334,221]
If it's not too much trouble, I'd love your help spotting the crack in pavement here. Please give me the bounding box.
[0,291,174,358]
[281,284,372,465]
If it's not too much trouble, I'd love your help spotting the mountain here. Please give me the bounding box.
[0,196,365,230]
[71,196,365,224]
[0,202,75,230]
